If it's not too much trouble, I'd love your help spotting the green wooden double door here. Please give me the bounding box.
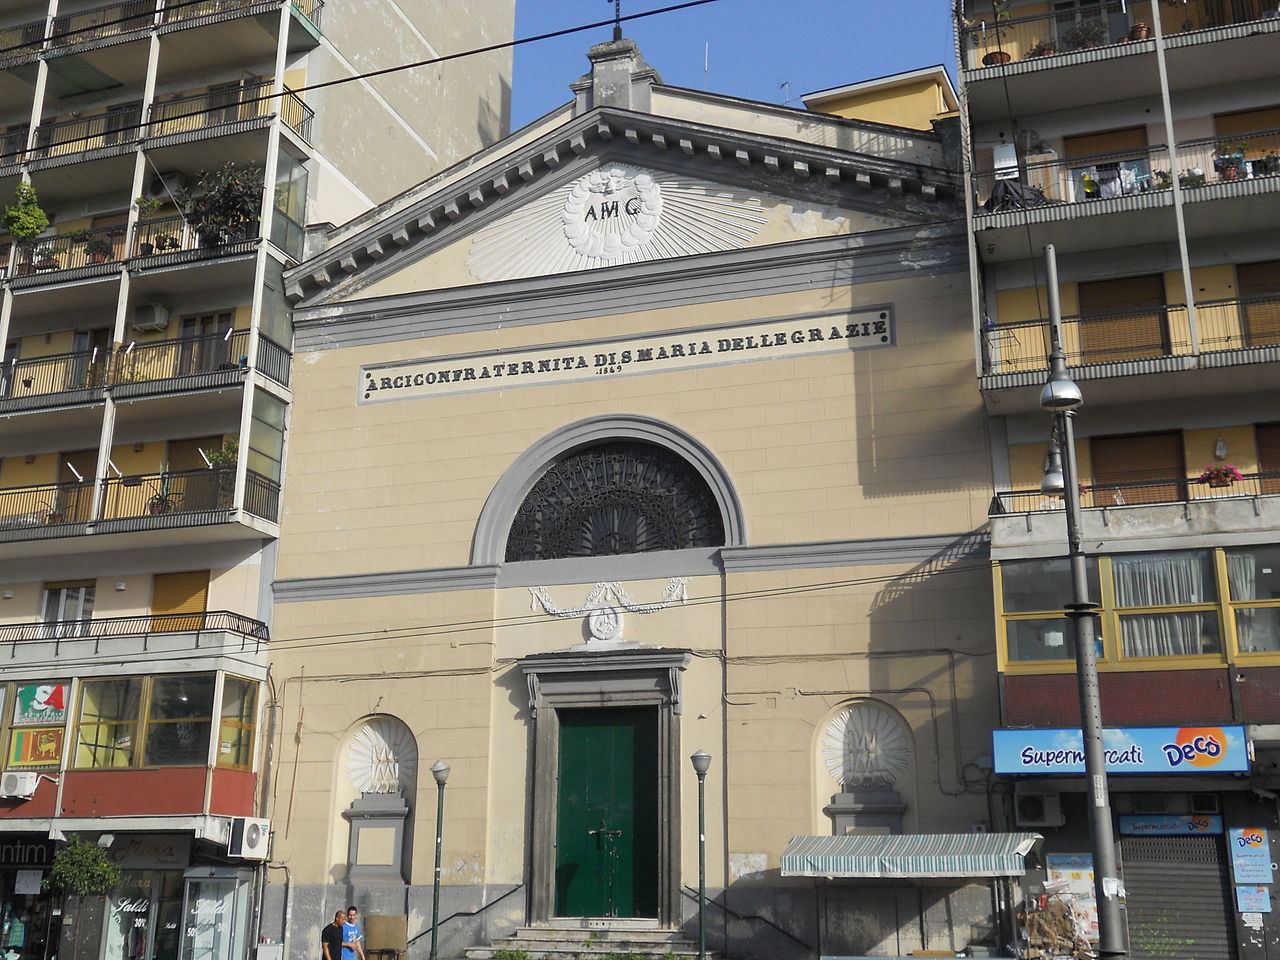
[554,707,659,918]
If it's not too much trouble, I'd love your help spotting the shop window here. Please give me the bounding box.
[75,677,143,768]
[217,676,257,769]
[1227,545,1280,654]
[42,581,94,638]
[7,682,68,768]
[1113,551,1219,657]
[143,675,215,766]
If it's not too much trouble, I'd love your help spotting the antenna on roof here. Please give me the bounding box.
[779,80,793,106]
[609,0,622,41]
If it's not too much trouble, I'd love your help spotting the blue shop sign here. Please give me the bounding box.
[993,726,1250,775]
[1120,814,1224,836]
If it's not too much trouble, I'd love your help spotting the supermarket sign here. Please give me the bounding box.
[993,726,1249,775]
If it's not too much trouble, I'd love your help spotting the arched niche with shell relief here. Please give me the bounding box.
[817,700,913,835]
[337,716,419,883]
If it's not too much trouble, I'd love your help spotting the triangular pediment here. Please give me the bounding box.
[287,107,958,306]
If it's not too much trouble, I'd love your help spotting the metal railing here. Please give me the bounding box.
[14,224,127,274]
[0,20,46,66]
[0,610,269,645]
[244,470,281,522]
[990,469,1280,515]
[1174,127,1280,186]
[961,0,1275,70]
[134,214,193,255]
[147,81,275,138]
[1,350,108,401]
[292,0,323,27]
[982,294,1280,375]
[0,466,280,534]
[48,0,154,49]
[976,143,1169,210]
[160,0,270,25]
[257,335,292,386]
[280,87,313,140]
[29,104,143,160]
[114,329,250,384]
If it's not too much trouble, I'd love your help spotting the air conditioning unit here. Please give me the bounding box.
[1015,792,1065,828]
[228,817,270,860]
[132,303,170,333]
[0,771,39,800]
[147,170,187,199]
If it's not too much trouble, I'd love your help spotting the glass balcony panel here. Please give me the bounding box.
[1008,617,1078,661]
[1235,607,1280,653]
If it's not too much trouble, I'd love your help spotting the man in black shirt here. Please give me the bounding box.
[321,911,344,960]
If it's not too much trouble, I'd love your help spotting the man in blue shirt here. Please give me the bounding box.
[342,906,365,960]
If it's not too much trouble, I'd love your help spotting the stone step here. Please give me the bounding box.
[510,927,686,943]
[465,948,718,960]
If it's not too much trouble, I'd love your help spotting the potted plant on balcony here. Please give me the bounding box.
[207,436,239,503]
[1198,464,1244,488]
[978,0,1014,64]
[179,161,263,248]
[83,234,115,263]
[1025,37,1058,58]
[1129,21,1150,40]
[4,182,49,273]
[1065,17,1109,49]
[1214,140,1247,181]
[33,244,60,270]
[135,194,164,255]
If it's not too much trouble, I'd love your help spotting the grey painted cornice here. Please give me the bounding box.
[285,105,961,306]
[292,224,967,352]
[720,531,990,572]
[273,564,499,602]
[270,531,989,603]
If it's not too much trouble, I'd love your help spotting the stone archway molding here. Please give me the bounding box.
[471,414,746,565]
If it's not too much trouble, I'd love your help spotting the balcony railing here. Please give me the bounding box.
[0,19,46,66]
[990,470,1280,515]
[281,87,313,140]
[0,610,269,645]
[976,125,1280,212]
[48,0,154,50]
[0,467,281,539]
[1,350,108,403]
[962,0,1276,71]
[148,81,276,138]
[13,224,127,275]
[292,0,323,27]
[982,294,1280,375]
[257,335,292,386]
[115,329,251,385]
[29,104,143,162]
[160,0,274,26]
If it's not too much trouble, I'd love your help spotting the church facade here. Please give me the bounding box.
[267,43,1013,959]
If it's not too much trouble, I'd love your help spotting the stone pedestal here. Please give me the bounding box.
[824,788,906,834]
[342,791,410,882]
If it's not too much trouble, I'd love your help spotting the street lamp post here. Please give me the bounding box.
[690,750,711,960]
[1039,244,1127,958]
[429,760,450,960]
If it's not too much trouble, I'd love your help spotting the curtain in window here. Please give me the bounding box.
[1228,551,1280,652]
[1227,552,1258,600]
[1115,552,1215,656]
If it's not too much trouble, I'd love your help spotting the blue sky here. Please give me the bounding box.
[511,0,956,130]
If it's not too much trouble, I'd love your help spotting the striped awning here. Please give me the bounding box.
[780,833,1041,879]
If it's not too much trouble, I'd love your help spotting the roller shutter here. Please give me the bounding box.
[1120,835,1236,960]
[1258,423,1280,495]
[1090,432,1186,505]
[1237,260,1280,347]
[150,570,209,632]
[1076,275,1169,364]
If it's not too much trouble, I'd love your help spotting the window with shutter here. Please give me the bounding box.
[1076,275,1169,363]
[1237,260,1280,347]
[1257,423,1280,496]
[150,570,209,632]
[1090,432,1186,505]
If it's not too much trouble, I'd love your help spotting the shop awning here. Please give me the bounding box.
[780,832,1041,879]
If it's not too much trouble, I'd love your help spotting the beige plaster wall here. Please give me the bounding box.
[278,272,988,581]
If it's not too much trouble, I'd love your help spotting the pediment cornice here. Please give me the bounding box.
[285,106,959,306]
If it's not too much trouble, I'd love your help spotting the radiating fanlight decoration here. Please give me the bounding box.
[346,717,418,794]
[820,702,911,790]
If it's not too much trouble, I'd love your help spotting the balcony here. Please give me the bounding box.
[26,104,143,169]
[47,0,155,55]
[0,609,268,645]
[11,223,128,285]
[988,472,1280,557]
[0,467,280,544]
[0,18,45,68]
[961,0,1278,73]
[147,82,313,143]
[982,294,1280,376]
[158,0,282,30]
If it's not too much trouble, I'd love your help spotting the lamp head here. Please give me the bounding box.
[690,749,711,777]
[430,760,451,785]
[1041,441,1066,495]
[1039,345,1082,410]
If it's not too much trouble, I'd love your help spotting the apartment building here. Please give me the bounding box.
[0,3,512,960]
[959,1,1280,956]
